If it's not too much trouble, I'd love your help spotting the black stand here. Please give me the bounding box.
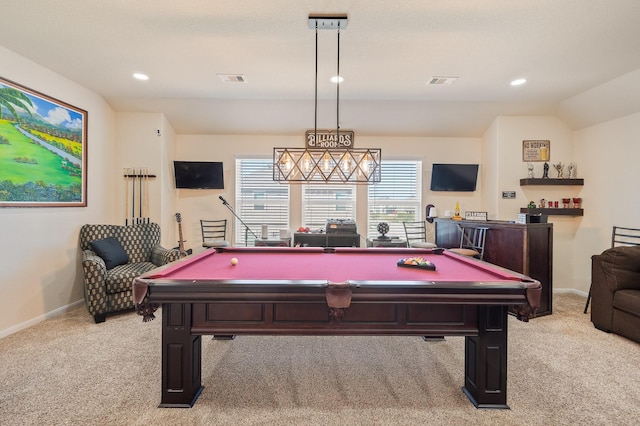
[219,196,258,246]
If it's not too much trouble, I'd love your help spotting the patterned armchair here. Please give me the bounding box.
[79,222,179,323]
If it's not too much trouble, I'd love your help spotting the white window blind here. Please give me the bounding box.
[302,184,356,231]
[235,158,290,245]
[368,161,422,239]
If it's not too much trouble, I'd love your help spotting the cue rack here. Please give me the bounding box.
[123,167,156,226]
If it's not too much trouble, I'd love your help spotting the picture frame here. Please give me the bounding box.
[0,77,87,207]
[522,140,550,162]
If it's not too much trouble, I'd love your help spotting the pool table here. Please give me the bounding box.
[133,247,541,409]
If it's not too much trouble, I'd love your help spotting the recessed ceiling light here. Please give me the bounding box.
[133,73,149,81]
[510,78,527,86]
[331,75,344,84]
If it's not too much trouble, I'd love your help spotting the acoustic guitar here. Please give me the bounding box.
[175,213,188,258]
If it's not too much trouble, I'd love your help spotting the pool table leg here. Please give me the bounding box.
[159,303,204,408]
[462,305,509,409]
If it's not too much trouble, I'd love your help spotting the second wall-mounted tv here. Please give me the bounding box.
[430,163,479,192]
[173,161,224,189]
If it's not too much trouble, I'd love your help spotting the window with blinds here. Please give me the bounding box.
[368,161,422,239]
[235,158,290,246]
[302,184,356,231]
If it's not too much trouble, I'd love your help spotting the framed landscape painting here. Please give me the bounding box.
[0,77,87,207]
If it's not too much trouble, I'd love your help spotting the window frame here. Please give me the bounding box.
[301,184,357,231]
[235,157,290,246]
[367,160,422,240]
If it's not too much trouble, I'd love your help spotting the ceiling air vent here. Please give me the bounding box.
[217,74,247,83]
[427,76,458,85]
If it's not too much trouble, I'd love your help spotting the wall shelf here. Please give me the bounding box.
[520,208,583,216]
[520,178,583,186]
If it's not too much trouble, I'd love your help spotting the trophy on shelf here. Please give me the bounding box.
[553,162,564,178]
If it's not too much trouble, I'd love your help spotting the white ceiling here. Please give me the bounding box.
[1,0,639,137]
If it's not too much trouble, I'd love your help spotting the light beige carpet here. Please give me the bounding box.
[1,294,639,425]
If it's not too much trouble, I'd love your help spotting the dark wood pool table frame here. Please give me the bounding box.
[133,247,540,410]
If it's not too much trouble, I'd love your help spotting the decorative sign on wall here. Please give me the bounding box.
[502,191,516,199]
[522,140,550,162]
[305,129,354,149]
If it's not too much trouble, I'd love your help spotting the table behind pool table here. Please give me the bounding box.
[133,247,541,410]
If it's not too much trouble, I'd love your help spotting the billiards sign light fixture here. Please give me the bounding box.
[273,13,382,184]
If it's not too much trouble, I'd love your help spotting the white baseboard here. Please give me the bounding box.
[0,299,85,339]
[553,288,588,298]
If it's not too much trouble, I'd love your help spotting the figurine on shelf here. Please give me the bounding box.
[553,162,564,178]
[528,201,537,209]
[527,162,534,178]
[542,162,549,178]
[539,198,546,208]
[568,162,576,179]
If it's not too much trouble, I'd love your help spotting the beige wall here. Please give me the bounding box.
[1,44,639,336]
[572,112,640,289]
[0,46,117,335]
[489,116,578,294]
[114,112,177,248]
[174,134,482,253]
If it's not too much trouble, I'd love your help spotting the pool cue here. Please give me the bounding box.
[140,167,147,223]
[124,168,129,225]
[138,167,142,224]
[147,169,151,222]
[131,167,136,225]
[141,167,145,223]
[145,166,150,223]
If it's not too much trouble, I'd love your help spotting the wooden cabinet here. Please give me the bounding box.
[435,218,553,316]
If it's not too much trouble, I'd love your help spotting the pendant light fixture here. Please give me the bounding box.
[273,13,381,184]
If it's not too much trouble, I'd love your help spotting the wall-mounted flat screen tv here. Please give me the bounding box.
[173,161,224,189]
[430,163,479,192]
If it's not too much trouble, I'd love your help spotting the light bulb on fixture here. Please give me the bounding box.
[339,152,352,173]
[281,152,293,173]
[322,152,333,173]
[361,153,372,175]
[302,151,312,173]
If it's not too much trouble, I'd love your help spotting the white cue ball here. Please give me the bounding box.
[230,257,238,266]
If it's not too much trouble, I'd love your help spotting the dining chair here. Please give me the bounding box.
[201,219,230,248]
[449,225,488,260]
[402,221,437,249]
